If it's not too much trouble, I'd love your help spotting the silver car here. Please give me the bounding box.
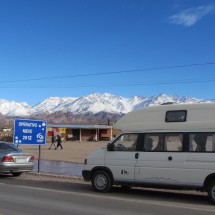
[0,142,34,177]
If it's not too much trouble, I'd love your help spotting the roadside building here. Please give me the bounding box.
[47,124,119,142]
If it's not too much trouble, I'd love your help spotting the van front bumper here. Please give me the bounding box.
[82,170,91,181]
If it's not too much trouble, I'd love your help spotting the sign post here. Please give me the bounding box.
[13,119,47,173]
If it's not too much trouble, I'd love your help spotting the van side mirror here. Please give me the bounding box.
[107,143,114,151]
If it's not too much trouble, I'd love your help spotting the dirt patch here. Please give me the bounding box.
[20,141,108,163]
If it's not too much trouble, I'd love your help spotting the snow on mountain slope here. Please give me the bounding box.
[0,93,212,116]
[67,93,139,114]
[133,94,206,110]
[32,97,77,114]
[0,99,31,116]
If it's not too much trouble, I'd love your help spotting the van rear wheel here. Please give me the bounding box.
[92,170,112,192]
[208,180,215,204]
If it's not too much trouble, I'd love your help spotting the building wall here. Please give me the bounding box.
[47,126,121,142]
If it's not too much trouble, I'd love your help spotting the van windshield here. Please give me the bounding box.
[113,134,139,151]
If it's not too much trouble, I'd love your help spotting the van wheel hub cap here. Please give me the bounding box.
[95,175,107,189]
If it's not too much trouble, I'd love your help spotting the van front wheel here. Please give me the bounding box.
[92,171,112,192]
[208,180,215,204]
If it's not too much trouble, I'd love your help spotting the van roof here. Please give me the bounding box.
[114,102,215,132]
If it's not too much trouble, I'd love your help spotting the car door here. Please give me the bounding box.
[105,133,140,182]
[135,133,186,186]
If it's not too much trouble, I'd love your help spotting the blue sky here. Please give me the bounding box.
[0,0,215,105]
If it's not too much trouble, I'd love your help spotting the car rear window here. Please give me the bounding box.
[0,142,20,152]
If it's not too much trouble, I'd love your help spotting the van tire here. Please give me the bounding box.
[91,170,112,192]
[208,180,215,204]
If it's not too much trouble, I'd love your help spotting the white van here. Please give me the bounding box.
[82,103,215,204]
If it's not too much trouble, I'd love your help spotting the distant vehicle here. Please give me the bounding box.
[82,103,215,204]
[0,142,34,177]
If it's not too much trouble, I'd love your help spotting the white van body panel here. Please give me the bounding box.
[105,151,138,181]
[114,103,215,132]
[135,152,186,185]
[185,153,215,185]
[84,148,105,171]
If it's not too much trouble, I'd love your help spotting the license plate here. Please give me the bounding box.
[15,158,28,163]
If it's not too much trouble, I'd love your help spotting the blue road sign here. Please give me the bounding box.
[14,119,47,145]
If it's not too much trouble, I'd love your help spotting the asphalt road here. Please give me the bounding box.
[0,176,214,215]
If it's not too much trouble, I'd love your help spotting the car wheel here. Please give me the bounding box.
[92,170,112,192]
[208,180,215,204]
[12,172,22,177]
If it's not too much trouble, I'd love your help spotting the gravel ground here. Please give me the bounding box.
[18,172,88,184]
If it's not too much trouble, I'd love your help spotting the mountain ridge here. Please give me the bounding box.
[0,93,213,117]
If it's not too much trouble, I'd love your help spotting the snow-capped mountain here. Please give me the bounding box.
[31,97,77,114]
[0,99,32,116]
[32,93,141,115]
[133,94,206,110]
[0,93,213,117]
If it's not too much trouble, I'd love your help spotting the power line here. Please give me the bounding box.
[1,77,215,88]
[0,62,215,84]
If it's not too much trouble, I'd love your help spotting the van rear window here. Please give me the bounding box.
[189,133,215,152]
[165,110,187,122]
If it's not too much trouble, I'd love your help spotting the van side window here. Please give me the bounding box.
[164,133,183,152]
[189,133,215,152]
[113,133,139,151]
[165,110,187,122]
[144,134,164,151]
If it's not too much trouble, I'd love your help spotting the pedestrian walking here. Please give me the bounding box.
[49,132,56,149]
[55,135,63,150]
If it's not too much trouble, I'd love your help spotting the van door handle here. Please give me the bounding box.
[135,153,139,159]
[168,156,173,161]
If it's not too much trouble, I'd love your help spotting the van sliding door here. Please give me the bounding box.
[135,133,186,186]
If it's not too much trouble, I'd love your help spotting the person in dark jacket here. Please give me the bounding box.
[55,135,63,150]
[49,132,56,149]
